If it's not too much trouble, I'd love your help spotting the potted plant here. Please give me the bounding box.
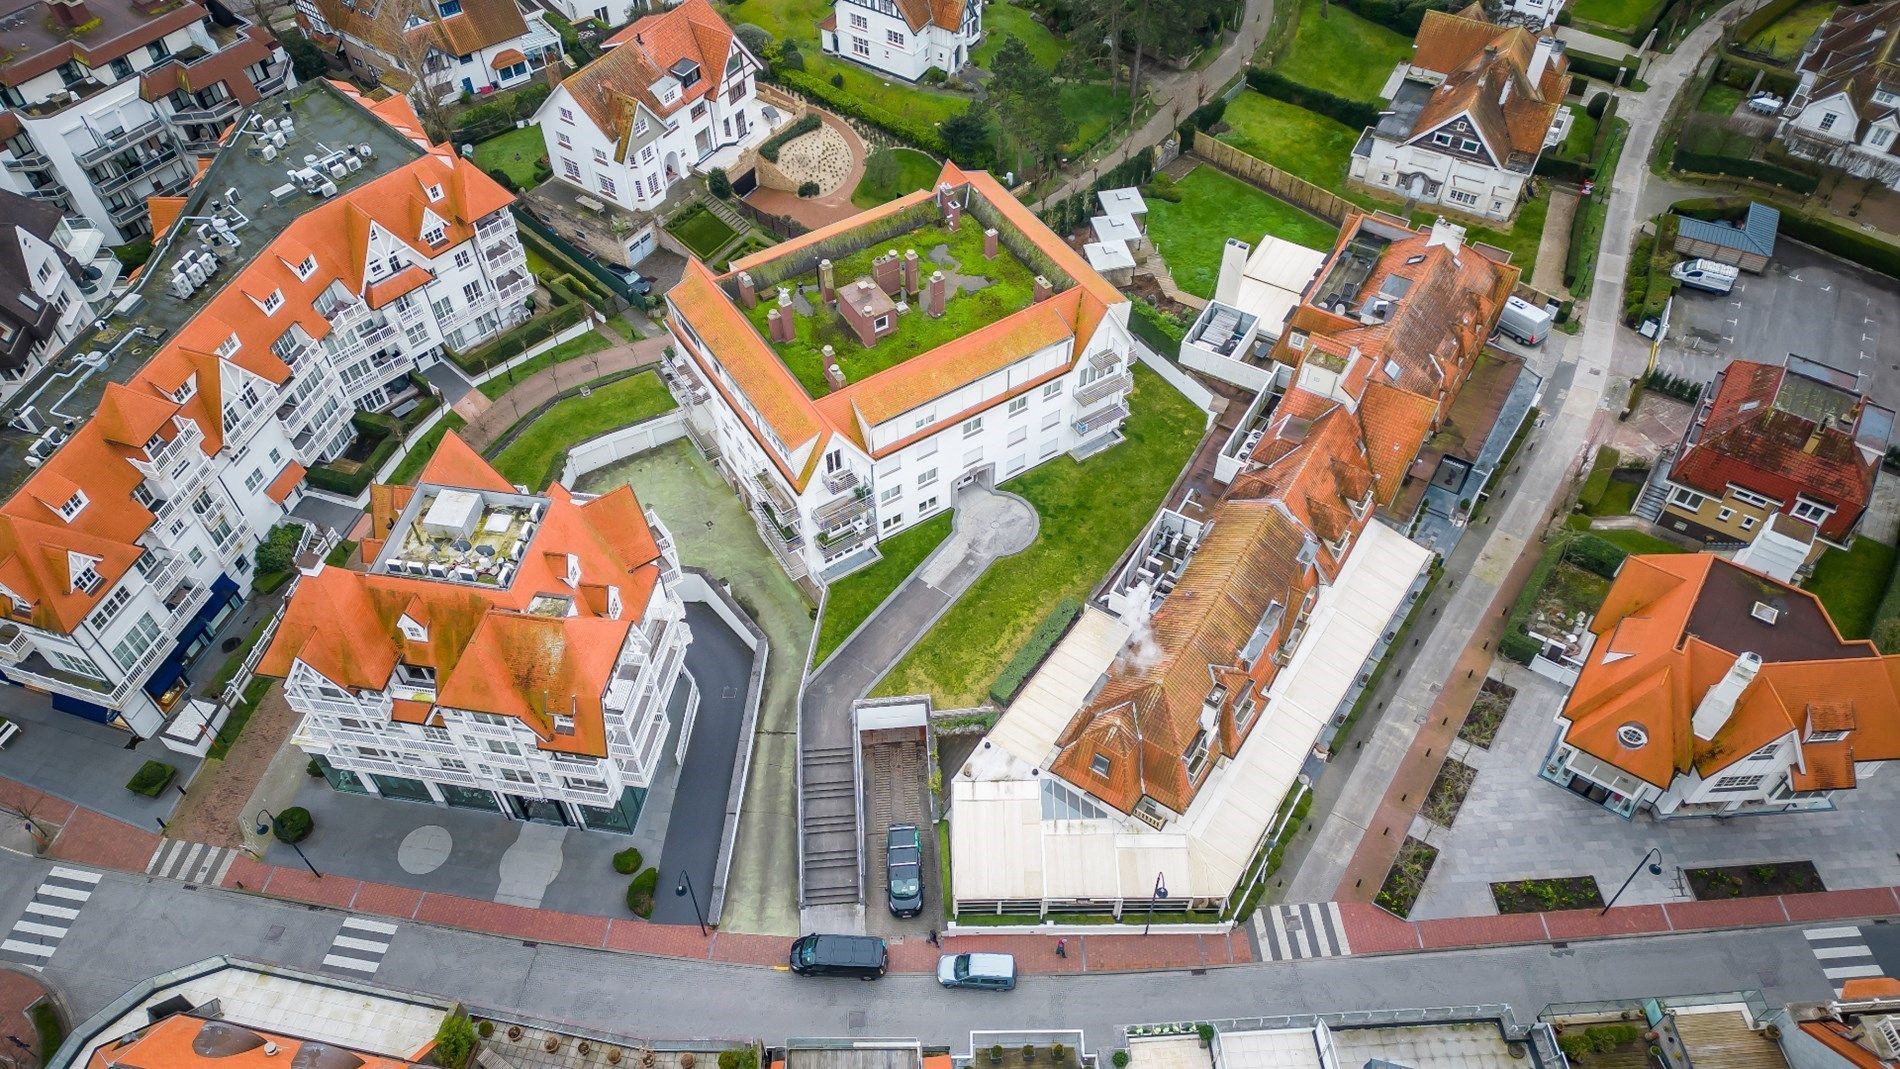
[990,1047,1004,1065]
[1111,1054,1129,1069]
[1021,1046,1035,1063]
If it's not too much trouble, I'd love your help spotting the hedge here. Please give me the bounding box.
[1244,67,1381,130]
[306,416,400,497]
[775,69,952,159]
[613,847,644,875]
[1566,51,1642,84]
[1337,0,1457,36]
[758,113,822,164]
[448,303,590,375]
[1578,447,1620,512]
[1500,630,1544,665]
[1713,51,1800,97]
[626,867,659,917]
[988,598,1083,707]
[1728,0,1807,46]
[1674,196,1900,280]
[1129,298,1190,355]
[126,760,177,797]
[1672,149,1819,193]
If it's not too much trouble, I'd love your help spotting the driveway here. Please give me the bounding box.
[1662,241,1900,412]
[1410,663,1900,919]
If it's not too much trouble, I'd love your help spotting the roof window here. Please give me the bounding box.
[426,183,444,202]
[57,492,87,521]
[1750,602,1780,624]
[1617,723,1648,748]
[1090,753,1111,777]
[436,0,461,15]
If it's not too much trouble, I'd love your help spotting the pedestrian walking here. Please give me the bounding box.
[927,928,940,946]
[1055,938,1068,958]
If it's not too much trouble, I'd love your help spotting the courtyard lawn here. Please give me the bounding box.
[388,412,469,486]
[974,1,1070,70]
[720,0,830,46]
[852,147,943,208]
[1697,82,1747,117]
[1145,166,1339,298]
[874,365,1205,707]
[747,216,1038,395]
[1567,0,1663,35]
[1745,0,1836,61]
[1557,110,1600,160]
[1806,538,1897,640]
[478,332,614,400]
[815,512,954,665]
[1274,0,1413,103]
[1587,526,1686,556]
[489,371,678,489]
[472,125,547,187]
[806,53,970,127]
[667,205,741,260]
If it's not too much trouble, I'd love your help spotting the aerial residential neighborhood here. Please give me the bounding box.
[3,0,1900,1059]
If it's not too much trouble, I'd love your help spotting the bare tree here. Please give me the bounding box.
[232,0,296,33]
[383,0,456,140]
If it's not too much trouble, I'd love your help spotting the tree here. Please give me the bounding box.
[940,105,995,169]
[861,149,898,193]
[708,166,732,198]
[384,0,458,141]
[280,28,331,82]
[985,37,1074,176]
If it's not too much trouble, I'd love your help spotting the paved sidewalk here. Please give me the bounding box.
[0,967,55,1064]
[458,332,669,454]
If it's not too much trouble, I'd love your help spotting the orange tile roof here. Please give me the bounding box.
[265,461,308,504]
[1799,1020,1891,1068]
[260,435,671,757]
[87,1015,417,1069]
[842,289,1081,428]
[568,0,738,145]
[1843,976,1900,999]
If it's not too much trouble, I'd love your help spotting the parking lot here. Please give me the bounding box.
[1663,241,1900,411]
[862,730,943,939]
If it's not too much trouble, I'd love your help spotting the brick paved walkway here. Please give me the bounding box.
[745,109,869,231]
[0,967,55,1065]
[165,685,301,849]
[459,333,669,454]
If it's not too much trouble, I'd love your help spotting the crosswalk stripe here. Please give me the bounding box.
[47,867,100,884]
[1806,926,1862,940]
[37,884,92,903]
[341,916,400,935]
[175,843,205,879]
[1814,945,1871,959]
[1325,902,1352,955]
[0,940,55,958]
[23,903,79,921]
[321,954,382,974]
[332,935,391,953]
[1256,903,1352,961]
[10,921,67,939]
[1825,964,1885,980]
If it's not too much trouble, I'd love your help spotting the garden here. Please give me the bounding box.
[1804,537,1896,641]
[1420,758,1477,828]
[489,370,678,490]
[1141,165,1339,298]
[874,366,1204,707]
[1373,835,1438,918]
[1457,677,1517,749]
[1686,860,1824,899]
[1738,0,1835,61]
[666,204,743,261]
[1577,446,1650,517]
[1261,0,1412,105]
[472,125,549,189]
[852,147,943,209]
[1491,876,1606,913]
[813,512,953,665]
[1500,532,1627,665]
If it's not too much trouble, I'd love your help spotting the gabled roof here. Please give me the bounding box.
[1796,0,1900,130]
[1405,10,1567,158]
[885,0,968,34]
[567,0,740,141]
[303,0,529,63]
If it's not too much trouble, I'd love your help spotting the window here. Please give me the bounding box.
[563,158,581,180]
[1432,131,1454,146]
[1043,381,1062,399]
[440,758,467,772]
[961,416,983,438]
[556,132,571,148]
[1668,487,1707,511]
[148,41,171,62]
[462,280,484,304]
[1808,728,1848,744]
[881,514,903,531]
[500,768,532,784]
[89,583,133,631]
[1459,138,1481,153]
[57,491,87,521]
[1791,498,1834,524]
[1873,127,1895,148]
[453,249,473,269]
[599,176,617,197]
[880,484,902,503]
[244,468,265,494]
[874,314,890,331]
[1729,487,1777,509]
[917,468,938,487]
[1287,331,1307,350]
[1090,753,1111,777]
[598,148,612,164]
[109,613,162,672]
[1819,112,1837,132]
[1007,396,1028,417]
[886,28,904,45]
[1617,723,1648,748]
[852,36,870,57]
[559,107,575,125]
[554,713,575,736]
[295,255,317,280]
[421,224,445,246]
[917,497,938,514]
[485,739,522,756]
[1184,729,1212,779]
[1740,515,1758,531]
[849,12,867,28]
[1041,409,1060,430]
[1716,507,1735,522]
[1007,426,1028,446]
[1709,773,1766,793]
[51,652,103,680]
[1448,189,1479,206]
[436,0,461,13]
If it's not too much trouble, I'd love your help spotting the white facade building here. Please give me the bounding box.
[297,0,562,105]
[1178,234,1327,393]
[0,191,123,402]
[1776,1,1900,190]
[819,0,982,82]
[0,0,293,244]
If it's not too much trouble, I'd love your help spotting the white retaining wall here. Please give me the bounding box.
[557,409,689,488]
[1132,338,1218,417]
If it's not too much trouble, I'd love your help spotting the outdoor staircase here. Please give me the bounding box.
[799,743,863,906]
[1634,477,1669,522]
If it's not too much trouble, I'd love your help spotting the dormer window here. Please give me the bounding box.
[57,492,87,521]
[70,554,103,594]
[172,376,197,403]
[1433,131,1454,146]
[216,333,240,358]
[436,0,461,15]
[1090,753,1111,777]
[296,255,317,280]
[554,713,575,736]
[426,184,444,202]
[634,116,648,137]
[421,224,446,246]
[261,290,283,315]
[1808,729,1848,743]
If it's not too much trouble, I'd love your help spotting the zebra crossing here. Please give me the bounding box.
[1805,926,1883,994]
[1255,902,1353,961]
[323,916,399,976]
[0,867,101,967]
[146,840,239,885]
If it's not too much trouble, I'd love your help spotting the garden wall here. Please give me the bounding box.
[557,410,690,487]
[1132,335,1217,416]
[1188,137,1352,225]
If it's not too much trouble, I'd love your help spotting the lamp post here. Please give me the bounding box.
[256,808,322,880]
[675,869,708,937]
[1600,847,1663,915]
[1143,872,1170,935]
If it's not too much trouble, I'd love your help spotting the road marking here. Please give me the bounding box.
[1814,944,1871,959]
[37,884,92,902]
[1825,964,1885,980]
[341,916,399,935]
[321,954,383,974]
[1805,926,1879,995]
[147,840,239,885]
[1806,926,1861,940]
[47,867,100,884]
[1255,903,1352,961]
[0,867,100,966]
[0,940,55,958]
[322,916,396,977]
[23,902,78,921]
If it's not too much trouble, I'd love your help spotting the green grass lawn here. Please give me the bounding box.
[1055,81,1135,157]
[1806,537,1897,640]
[815,512,953,665]
[1145,166,1339,298]
[719,0,829,45]
[807,53,970,126]
[1557,109,1599,160]
[974,1,1070,70]
[490,371,678,489]
[389,413,468,486]
[746,216,1037,395]
[472,125,547,187]
[478,332,613,400]
[874,365,1205,706]
[1274,0,1412,103]
[1587,527,1688,555]
[1568,0,1663,33]
[667,206,740,260]
[1744,0,1835,60]
[1697,82,1747,117]
[853,147,943,208]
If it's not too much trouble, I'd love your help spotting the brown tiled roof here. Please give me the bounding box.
[0,0,207,88]
[569,0,736,141]
[887,0,966,33]
[1798,0,1900,128]
[303,0,527,66]
[1407,10,1567,158]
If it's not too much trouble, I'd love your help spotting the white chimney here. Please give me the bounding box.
[1215,238,1251,306]
[1528,36,1560,89]
[1426,217,1467,252]
[1498,77,1513,107]
[1693,652,1763,740]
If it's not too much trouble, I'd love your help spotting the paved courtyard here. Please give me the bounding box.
[1410,662,1900,920]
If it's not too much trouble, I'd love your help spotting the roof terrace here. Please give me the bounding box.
[733,212,1049,397]
[372,484,548,590]
[0,80,421,496]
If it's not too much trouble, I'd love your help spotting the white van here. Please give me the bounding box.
[1496,295,1553,346]
[1671,259,1739,295]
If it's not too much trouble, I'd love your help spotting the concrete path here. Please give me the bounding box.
[494,822,567,908]
[1555,24,1638,60]
[1282,0,1768,909]
[1531,186,1579,295]
[796,484,1036,923]
[454,330,670,455]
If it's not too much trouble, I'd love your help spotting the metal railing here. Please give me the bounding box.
[75,117,167,166]
[3,150,51,173]
[1074,370,1133,409]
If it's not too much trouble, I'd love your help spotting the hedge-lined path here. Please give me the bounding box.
[456,322,669,455]
[1532,186,1579,295]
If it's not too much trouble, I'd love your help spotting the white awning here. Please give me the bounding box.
[1233,236,1327,338]
[1084,240,1136,272]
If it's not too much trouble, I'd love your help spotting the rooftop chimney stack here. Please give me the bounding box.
[767,307,793,342]
[1425,217,1467,254]
[1215,238,1251,306]
[822,346,845,390]
[1032,276,1053,303]
[925,271,947,318]
[818,259,836,305]
[1692,652,1763,740]
[937,182,955,216]
[945,196,962,230]
[737,271,757,308]
[1528,35,1558,88]
[872,250,901,296]
[983,227,998,259]
[48,0,90,26]
[903,249,920,295]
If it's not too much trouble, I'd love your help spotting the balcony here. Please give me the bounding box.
[0,624,31,665]
[812,485,871,529]
[1088,348,1121,371]
[3,150,51,173]
[26,187,74,212]
[816,520,873,556]
[823,468,860,495]
[483,238,524,266]
[752,469,799,518]
[95,145,185,194]
[1073,370,1132,409]
[166,95,241,126]
[76,117,167,167]
[1074,401,1130,439]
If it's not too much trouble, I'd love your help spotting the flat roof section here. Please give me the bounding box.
[0,81,423,497]
[1686,558,1874,663]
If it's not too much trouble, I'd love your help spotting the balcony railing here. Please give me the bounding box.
[816,521,873,555]
[3,150,51,173]
[166,95,241,126]
[812,486,871,529]
[94,145,183,193]
[27,187,74,211]
[76,117,167,167]
[823,468,860,495]
[0,625,31,665]
[1074,401,1130,438]
[1074,371,1132,410]
[753,470,799,518]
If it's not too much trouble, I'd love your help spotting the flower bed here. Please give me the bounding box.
[1374,836,1437,918]
[1687,860,1824,899]
[1457,677,1516,749]
[1421,759,1477,828]
[1491,876,1605,914]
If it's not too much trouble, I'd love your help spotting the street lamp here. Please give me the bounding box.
[256,808,322,880]
[1600,847,1664,915]
[1143,872,1170,935]
[675,869,708,937]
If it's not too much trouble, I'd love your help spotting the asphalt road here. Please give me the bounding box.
[1663,241,1900,410]
[4,855,1840,1049]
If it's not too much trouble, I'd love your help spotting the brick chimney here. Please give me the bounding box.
[766,307,790,342]
[49,0,91,27]
[822,345,844,390]
[1032,276,1052,303]
[872,250,901,296]
[902,249,920,295]
[737,271,757,309]
[983,227,998,259]
[925,271,947,318]
[936,182,955,215]
[818,259,836,305]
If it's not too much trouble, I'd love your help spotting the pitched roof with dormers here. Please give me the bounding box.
[667,162,1127,492]
[1558,553,1900,791]
[566,0,744,153]
[1796,0,1900,138]
[1405,10,1568,160]
[259,436,669,757]
[301,0,531,68]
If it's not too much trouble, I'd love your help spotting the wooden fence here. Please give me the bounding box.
[1189,134,1352,225]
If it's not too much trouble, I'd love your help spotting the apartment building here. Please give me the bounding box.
[0,0,294,244]
[1351,7,1570,221]
[1778,0,1900,190]
[1651,355,1890,563]
[262,434,694,831]
[1541,552,1900,819]
[818,0,983,82]
[0,82,529,748]
[947,212,1519,918]
[663,163,1136,584]
[535,0,773,263]
[298,0,562,104]
[0,188,123,401]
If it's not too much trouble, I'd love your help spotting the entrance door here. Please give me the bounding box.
[506,794,572,826]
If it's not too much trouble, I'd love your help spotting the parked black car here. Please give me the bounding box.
[887,823,923,917]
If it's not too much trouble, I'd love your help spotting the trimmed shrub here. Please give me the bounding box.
[126,761,177,797]
[1128,298,1189,353]
[708,167,731,198]
[272,807,314,843]
[1111,1054,1130,1069]
[1586,92,1611,120]
[1713,51,1800,97]
[612,847,644,874]
[798,180,821,197]
[626,867,660,917]
[1244,67,1380,129]
[989,598,1083,706]
[1672,149,1820,193]
[431,1015,477,1069]
[776,69,952,159]
[829,71,844,87]
[1567,534,1630,579]
[486,167,520,193]
[477,1021,494,1039]
[759,112,823,163]
[1500,630,1544,665]
[1566,51,1642,84]
[254,523,301,580]
[1184,96,1229,133]
[735,23,771,56]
